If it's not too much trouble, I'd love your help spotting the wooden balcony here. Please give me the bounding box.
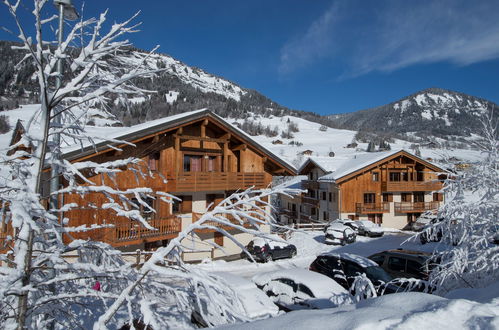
[382,181,442,192]
[169,172,267,192]
[302,180,320,190]
[0,217,182,250]
[356,202,390,214]
[100,216,181,247]
[394,202,440,213]
[302,196,319,207]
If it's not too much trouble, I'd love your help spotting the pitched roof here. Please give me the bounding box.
[60,108,297,175]
[297,156,348,174]
[318,149,444,182]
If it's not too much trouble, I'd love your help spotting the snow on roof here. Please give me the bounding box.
[298,156,347,174]
[319,252,379,268]
[318,149,441,182]
[252,268,348,299]
[0,105,296,173]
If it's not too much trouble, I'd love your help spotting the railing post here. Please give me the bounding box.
[136,249,141,269]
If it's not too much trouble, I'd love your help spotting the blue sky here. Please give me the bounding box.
[1,0,498,115]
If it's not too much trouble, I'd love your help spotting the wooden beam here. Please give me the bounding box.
[152,135,160,143]
[262,156,267,163]
[174,134,228,143]
[220,133,231,140]
[176,127,183,135]
[232,144,247,151]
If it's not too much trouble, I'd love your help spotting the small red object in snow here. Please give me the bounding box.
[92,281,101,291]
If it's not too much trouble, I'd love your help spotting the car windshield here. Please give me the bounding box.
[364,266,393,283]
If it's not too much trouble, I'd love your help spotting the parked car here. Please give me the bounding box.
[412,211,438,232]
[419,218,444,244]
[252,268,352,311]
[327,219,361,233]
[324,222,356,245]
[309,252,401,295]
[368,249,435,280]
[241,235,297,262]
[356,220,384,237]
[212,272,279,319]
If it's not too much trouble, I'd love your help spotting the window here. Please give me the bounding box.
[401,172,409,181]
[329,193,332,202]
[173,195,192,214]
[370,255,385,266]
[148,152,160,171]
[207,194,224,210]
[383,193,393,202]
[413,192,425,203]
[311,207,316,216]
[406,260,424,277]
[323,211,328,221]
[368,214,375,222]
[331,193,337,202]
[183,155,202,172]
[372,172,379,182]
[364,193,375,204]
[389,172,401,182]
[388,257,406,272]
[401,193,412,202]
[207,155,217,172]
[131,196,155,221]
[214,232,224,247]
[322,191,327,201]
[433,193,443,202]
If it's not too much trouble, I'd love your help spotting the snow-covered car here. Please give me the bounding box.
[356,220,384,237]
[252,268,352,311]
[309,252,401,296]
[212,272,280,319]
[327,219,361,233]
[412,211,438,231]
[324,222,356,245]
[241,235,297,262]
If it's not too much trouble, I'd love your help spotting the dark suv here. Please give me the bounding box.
[309,252,398,295]
[368,249,434,280]
[241,238,297,263]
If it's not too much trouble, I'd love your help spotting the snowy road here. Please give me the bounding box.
[196,231,441,279]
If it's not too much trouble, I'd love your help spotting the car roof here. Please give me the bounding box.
[377,249,431,258]
[318,252,378,268]
[252,268,348,298]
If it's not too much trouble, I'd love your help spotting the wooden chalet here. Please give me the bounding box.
[281,150,445,229]
[2,109,296,258]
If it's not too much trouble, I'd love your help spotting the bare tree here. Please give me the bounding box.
[0,2,300,329]
[419,109,498,293]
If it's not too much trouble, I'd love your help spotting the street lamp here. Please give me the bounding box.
[50,0,78,212]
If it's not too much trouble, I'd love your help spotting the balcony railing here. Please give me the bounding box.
[280,209,297,218]
[302,196,319,207]
[1,217,182,250]
[394,202,440,213]
[170,172,266,192]
[356,202,390,214]
[382,181,442,192]
[107,216,181,245]
[301,180,320,190]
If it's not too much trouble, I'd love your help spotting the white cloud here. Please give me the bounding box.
[279,0,499,77]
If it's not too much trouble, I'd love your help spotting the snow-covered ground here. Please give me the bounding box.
[198,231,499,329]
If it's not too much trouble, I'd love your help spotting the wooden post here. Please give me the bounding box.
[136,249,141,269]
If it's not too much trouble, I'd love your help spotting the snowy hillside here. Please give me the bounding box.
[232,113,486,169]
[328,87,498,145]
[0,105,486,169]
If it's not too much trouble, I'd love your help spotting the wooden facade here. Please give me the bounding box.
[2,110,295,252]
[282,150,446,229]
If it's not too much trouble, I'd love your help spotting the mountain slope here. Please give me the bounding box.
[328,88,498,142]
[0,40,332,128]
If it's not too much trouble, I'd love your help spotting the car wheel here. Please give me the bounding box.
[264,254,272,263]
[290,249,297,258]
